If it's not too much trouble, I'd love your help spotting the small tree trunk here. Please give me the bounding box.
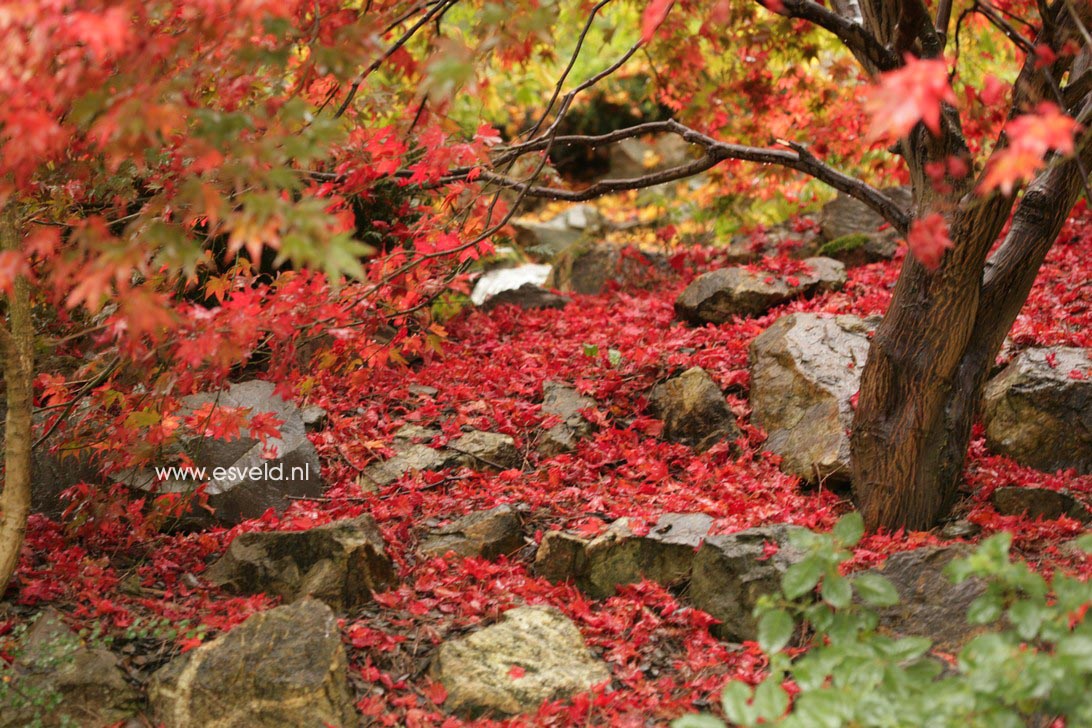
[852,156,1089,531]
[0,209,33,597]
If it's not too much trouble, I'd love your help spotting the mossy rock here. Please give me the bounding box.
[816,232,897,267]
[818,233,871,256]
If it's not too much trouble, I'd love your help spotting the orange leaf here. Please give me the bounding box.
[867,56,956,141]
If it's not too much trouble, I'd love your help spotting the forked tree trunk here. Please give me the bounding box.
[852,157,1090,531]
[0,209,33,597]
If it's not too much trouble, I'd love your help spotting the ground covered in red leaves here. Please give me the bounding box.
[9,204,1092,727]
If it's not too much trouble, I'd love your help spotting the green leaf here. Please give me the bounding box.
[752,677,790,720]
[967,594,1004,625]
[853,573,900,607]
[758,609,795,653]
[782,557,824,599]
[583,343,599,358]
[831,512,864,548]
[1008,599,1045,641]
[1072,533,1092,554]
[608,348,623,367]
[821,573,853,609]
[720,681,756,726]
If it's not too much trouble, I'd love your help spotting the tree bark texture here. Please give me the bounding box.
[0,209,33,597]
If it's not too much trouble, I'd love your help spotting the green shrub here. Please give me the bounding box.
[675,516,1092,728]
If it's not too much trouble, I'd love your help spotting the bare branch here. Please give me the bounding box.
[474,119,910,233]
[936,0,954,44]
[771,0,899,73]
[332,0,460,119]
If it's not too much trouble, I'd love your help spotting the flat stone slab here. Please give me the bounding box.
[432,606,609,717]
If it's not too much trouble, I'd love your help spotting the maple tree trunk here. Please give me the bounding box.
[0,209,33,597]
[852,157,1089,531]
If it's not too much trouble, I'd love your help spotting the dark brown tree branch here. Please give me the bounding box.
[772,0,899,72]
[475,119,911,233]
[332,0,460,118]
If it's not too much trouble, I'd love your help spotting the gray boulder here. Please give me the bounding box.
[689,525,807,641]
[420,505,525,559]
[448,430,522,470]
[204,514,395,610]
[534,513,714,598]
[546,243,663,295]
[362,425,521,488]
[816,232,899,267]
[0,609,139,728]
[149,599,355,728]
[124,380,325,526]
[674,257,846,324]
[30,440,101,519]
[534,530,592,584]
[870,546,988,654]
[649,367,741,452]
[582,513,713,598]
[989,486,1090,523]
[821,186,912,243]
[432,606,609,717]
[479,283,571,312]
[512,204,604,260]
[749,314,875,484]
[538,381,596,456]
[983,347,1092,474]
[472,263,552,306]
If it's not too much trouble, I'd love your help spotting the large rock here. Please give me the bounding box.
[870,546,988,654]
[205,514,395,610]
[690,525,807,641]
[982,347,1092,474]
[362,425,521,488]
[149,599,355,728]
[432,606,609,717]
[471,264,553,306]
[816,232,898,267]
[585,513,713,598]
[649,367,741,452]
[537,381,596,456]
[124,380,325,526]
[449,430,522,469]
[0,609,139,727]
[749,314,875,484]
[479,283,571,312]
[512,204,604,260]
[821,186,912,243]
[420,505,525,559]
[545,243,663,295]
[989,486,1091,523]
[30,439,101,519]
[674,257,846,324]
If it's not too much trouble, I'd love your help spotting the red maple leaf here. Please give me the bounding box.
[906,213,953,271]
[981,104,1079,195]
[640,0,674,44]
[868,56,956,140]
